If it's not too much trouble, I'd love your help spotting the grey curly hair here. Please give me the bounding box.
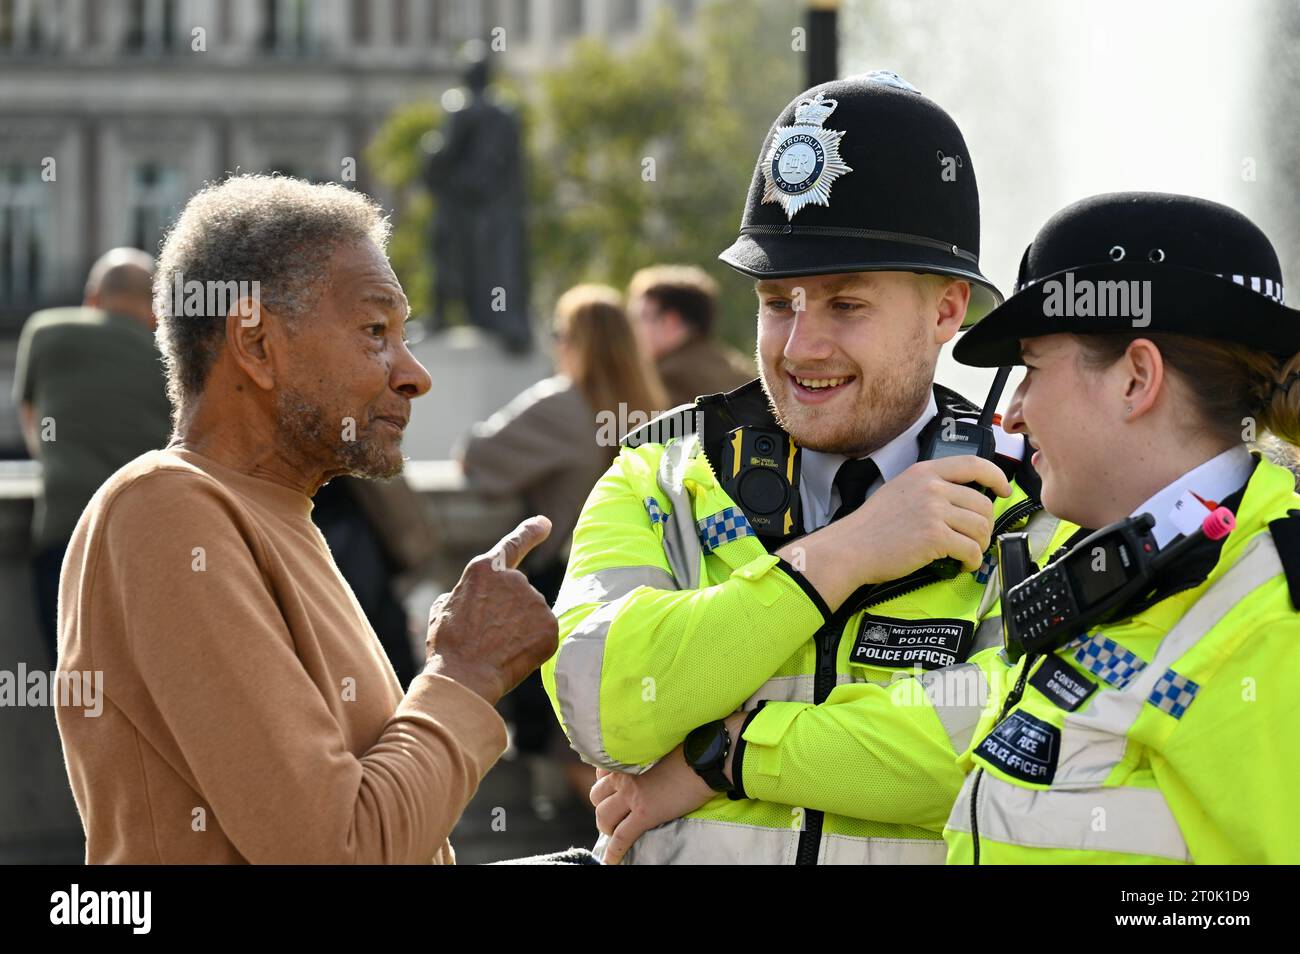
[153,174,392,428]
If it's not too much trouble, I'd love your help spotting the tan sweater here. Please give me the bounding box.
[54,447,506,864]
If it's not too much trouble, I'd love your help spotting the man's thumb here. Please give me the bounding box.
[488,515,553,571]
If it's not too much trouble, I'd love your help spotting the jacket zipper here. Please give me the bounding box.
[991,498,1042,540]
[970,655,1036,864]
[794,622,841,864]
[794,498,1044,865]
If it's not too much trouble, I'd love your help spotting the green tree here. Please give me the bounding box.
[368,0,804,351]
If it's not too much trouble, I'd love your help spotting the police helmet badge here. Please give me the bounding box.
[760,92,853,220]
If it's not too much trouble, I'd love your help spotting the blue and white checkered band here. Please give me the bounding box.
[697,507,755,553]
[1148,667,1200,719]
[1013,270,1279,304]
[644,497,668,527]
[1015,271,1285,304]
[1219,273,1286,304]
[1072,633,1147,689]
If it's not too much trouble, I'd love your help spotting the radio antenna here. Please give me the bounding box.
[978,366,1012,430]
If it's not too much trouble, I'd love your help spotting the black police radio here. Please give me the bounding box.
[917,366,1011,578]
[719,426,801,538]
[1000,506,1236,661]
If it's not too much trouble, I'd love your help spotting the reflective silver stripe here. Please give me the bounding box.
[599,819,942,864]
[743,671,862,708]
[820,833,946,865]
[946,771,1191,861]
[656,436,703,590]
[917,662,989,753]
[743,673,815,707]
[551,599,643,773]
[552,565,677,618]
[1054,534,1282,785]
[975,561,1001,621]
[975,509,1061,621]
[552,437,704,771]
[1024,508,1062,559]
[607,818,798,864]
[971,615,1003,653]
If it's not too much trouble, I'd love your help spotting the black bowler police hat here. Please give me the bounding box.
[954,192,1300,367]
[718,71,1001,326]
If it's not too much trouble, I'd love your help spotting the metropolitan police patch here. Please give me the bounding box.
[760,92,853,220]
[849,613,973,670]
[976,709,1060,785]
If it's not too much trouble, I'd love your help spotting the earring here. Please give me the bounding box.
[1125,406,1133,414]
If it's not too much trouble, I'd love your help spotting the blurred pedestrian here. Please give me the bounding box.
[460,284,666,599]
[628,264,755,407]
[459,283,666,816]
[12,248,171,663]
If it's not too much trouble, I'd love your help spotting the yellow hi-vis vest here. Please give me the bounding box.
[944,455,1300,864]
[542,423,1079,864]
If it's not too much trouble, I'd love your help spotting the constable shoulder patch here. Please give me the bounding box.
[761,92,853,220]
[1029,654,1097,712]
[849,613,973,670]
[976,709,1059,785]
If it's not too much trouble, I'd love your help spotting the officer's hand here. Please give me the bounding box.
[779,456,1010,612]
[852,455,1011,577]
[424,516,559,705]
[591,746,716,865]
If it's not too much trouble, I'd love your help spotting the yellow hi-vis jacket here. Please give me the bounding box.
[542,402,1079,864]
[945,455,1300,864]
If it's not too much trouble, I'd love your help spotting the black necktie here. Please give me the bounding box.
[831,457,881,522]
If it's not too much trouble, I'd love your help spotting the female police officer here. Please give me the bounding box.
[945,191,1300,863]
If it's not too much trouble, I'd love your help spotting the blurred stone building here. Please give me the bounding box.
[0,0,699,454]
[0,0,699,327]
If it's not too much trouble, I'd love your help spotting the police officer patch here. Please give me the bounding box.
[760,92,853,220]
[976,710,1060,784]
[849,613,973,670]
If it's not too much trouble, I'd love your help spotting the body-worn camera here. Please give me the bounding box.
[719,425,801,538]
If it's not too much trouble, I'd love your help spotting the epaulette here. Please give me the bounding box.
[621,402,704,448]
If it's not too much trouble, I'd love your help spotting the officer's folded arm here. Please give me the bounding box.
[542,460,832,771]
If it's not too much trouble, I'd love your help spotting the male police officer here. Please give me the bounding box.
[544,72,1077,864]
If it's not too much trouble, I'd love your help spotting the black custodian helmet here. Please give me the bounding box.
[953,192,1300,367]
[719,71,1001,326]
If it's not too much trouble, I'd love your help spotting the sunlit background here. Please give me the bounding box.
[843,0,1281,406]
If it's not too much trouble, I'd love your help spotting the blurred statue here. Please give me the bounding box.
[423,44,533,353]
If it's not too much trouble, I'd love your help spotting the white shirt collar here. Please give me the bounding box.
[799,392,938,532]
[1130,445,1254,548]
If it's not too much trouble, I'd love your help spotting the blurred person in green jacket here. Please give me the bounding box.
[13,248,171,662]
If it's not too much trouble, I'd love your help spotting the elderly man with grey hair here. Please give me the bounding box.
[54,175,558,864]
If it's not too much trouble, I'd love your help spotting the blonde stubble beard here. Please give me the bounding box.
[756,332,936,458]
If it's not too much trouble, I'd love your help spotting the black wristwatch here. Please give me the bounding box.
[684,720,733,793]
